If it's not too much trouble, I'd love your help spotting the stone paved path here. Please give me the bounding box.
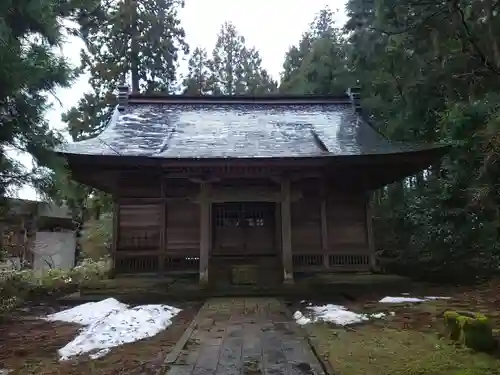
[165,298,326,375]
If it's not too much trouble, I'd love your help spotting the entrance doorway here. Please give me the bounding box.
[211,202,281,285]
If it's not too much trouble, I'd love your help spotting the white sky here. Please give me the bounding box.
[10,0,347,201]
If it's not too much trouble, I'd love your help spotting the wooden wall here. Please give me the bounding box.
[112,173,374,275]
[291,179,372,272]
[114,178,201,274]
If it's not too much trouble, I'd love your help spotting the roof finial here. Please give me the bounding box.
[117,84,130,112]
[347,85,362,112]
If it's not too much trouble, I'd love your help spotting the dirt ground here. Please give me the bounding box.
[301,280,500,375]
[0,302,199,375]
[3,280,500,375]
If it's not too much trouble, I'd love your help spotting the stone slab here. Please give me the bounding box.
[165,298,326,375]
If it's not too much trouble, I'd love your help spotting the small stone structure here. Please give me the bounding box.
[0,198,75,271]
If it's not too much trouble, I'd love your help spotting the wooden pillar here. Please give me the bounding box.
[320,198,329,269]
[159,178,167,274]
[281,178,294,283]
[199,182,211,284]
[366,193,377,270]
[111,200,119,276]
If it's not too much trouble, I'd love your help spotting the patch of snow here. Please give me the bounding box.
[294,304,385,326]
[89,348,110,359]
[293,311,312,325]
[379,296,451,303]
[45,298,181,361]
[424,296,452,300]
[379,297,426,303]
[46,298,128,325]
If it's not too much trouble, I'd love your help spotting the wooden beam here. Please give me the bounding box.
[188,176,220,184]
[208,189,282,203]
[280,178,294,283]
[195,185,302,203]
[199,182,211,284]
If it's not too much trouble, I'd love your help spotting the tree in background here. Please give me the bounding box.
[182,47,212,95]
[280,7,351,95]
[183,22,277,95]
[240,47,278,94]
[343,0,500,281]
[207,21,247,95]
[63,0,188,140]
[0,0,77,205]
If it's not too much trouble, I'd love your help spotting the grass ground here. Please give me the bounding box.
[0,302,199,375]
[303,280,500,375]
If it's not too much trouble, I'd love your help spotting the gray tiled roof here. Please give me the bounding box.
[57,102,440,159]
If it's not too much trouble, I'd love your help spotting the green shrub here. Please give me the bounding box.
[71,257,111,287]
[81,214,112,260]
[0,257,110,314]
[443,310,496,352]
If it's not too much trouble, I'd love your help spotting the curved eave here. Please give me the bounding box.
[328,145,451,190]
[56,144,451,192]
[57,143,450,165]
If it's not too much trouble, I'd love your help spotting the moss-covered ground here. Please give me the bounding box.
[302,280,500,375]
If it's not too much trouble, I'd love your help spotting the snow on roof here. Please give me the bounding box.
[57,100,441,159]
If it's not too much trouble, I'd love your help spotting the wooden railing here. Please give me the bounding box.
[292,253,371,271]
[164,256,199,271]
[115,254,159,273]
[114,254,200,274]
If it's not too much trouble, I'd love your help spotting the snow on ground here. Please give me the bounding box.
[293,304,386,326]
[45,298,181,360]
[379,296,451,303]
[46,298,129,325]
[294,294,450,326]
[379,297,426,303]
[424,296,452,300]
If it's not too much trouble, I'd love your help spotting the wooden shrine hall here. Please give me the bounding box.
[55,86,448,285]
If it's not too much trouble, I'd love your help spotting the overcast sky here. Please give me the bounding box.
[11,0,347,201]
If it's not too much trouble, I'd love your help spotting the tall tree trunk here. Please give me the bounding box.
[127,0,140,93]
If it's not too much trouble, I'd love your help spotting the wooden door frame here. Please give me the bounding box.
[211,201,277,258]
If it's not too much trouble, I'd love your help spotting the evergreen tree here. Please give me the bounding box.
[207,22,247,95]
[279,7,351,95]
[207,21,276,95]
[343,0,500,280]
[182,47,211,95]
[241,47,278,94]
[0,0,76,202]
[63,0,188,140]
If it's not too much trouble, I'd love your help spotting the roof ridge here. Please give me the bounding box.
[127,95,352,105]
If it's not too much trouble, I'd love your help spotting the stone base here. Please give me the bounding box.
[69,272,412,304]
